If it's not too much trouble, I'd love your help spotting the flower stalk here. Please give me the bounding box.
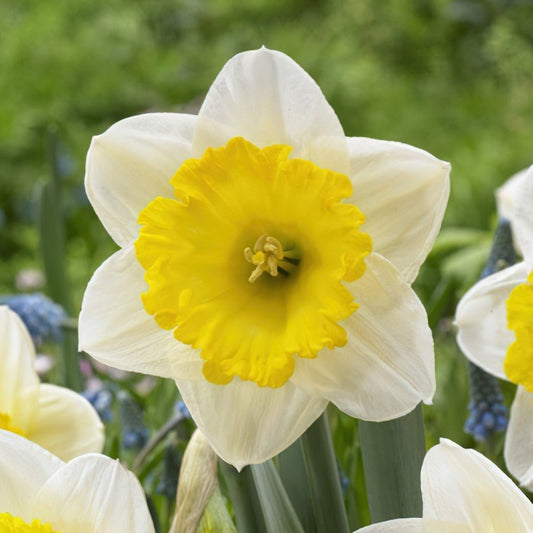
[299,412,350,533]
[250,460,304,533]
[279,440,317,533]
[219,463,267,533]
[359,403,425,521]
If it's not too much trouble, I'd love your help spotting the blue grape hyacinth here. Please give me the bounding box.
[464,363,508,441]
[83,388,114,422]
[2,293,66,346]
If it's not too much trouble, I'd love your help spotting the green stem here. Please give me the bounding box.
[220,463,266,533]
[39,127,83,391]
[132,412,184,472]
[250,461,304,533]
[279,441,317,533]
[300,412,350,533]
[358,403,425,522]
[62,330,83,391]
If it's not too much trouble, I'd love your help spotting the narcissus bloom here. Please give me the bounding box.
[456,165,533,490]
[357,439,533,532]
[0,306,104,461]
[0,429,154,532]
[80,48,450,468]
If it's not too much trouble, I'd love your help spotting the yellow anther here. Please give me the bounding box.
[244,234,285,283]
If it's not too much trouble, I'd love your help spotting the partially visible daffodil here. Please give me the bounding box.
[356,439,533,532]
[79,48,450,468]
[0,429,154,533]
[456,165,533,490]
[496,166,530,257]
[0,306,104,461]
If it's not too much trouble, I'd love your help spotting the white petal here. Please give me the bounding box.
[292,253,435,422]
[0,307,39,430]
[32,454,154,533]
[356,519,424,533]
[504,386,533,491]
[356,518,469,533]
[175,377,327,470]
[512,165,533,267]
[347,137,450,284]
[422,439,533,530]
[193,47,349,174]
[496,166,529,258]
[0,429,62,522]
[79,244,203,380]
[86,112,195,246]
[27,384,104,462]
[455,262,528,379]
[496,166,529,221]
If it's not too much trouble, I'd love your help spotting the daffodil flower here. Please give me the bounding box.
[0,429,154,532]
[0,306,104,461]
[456,165,533,490]
[356,439,533,532]
[79,48,450,468]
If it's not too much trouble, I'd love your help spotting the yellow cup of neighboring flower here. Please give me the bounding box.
[79,47,450,469]
[456,165,533,490]
[356,439,533,532]
[0,429,154,533]
[0,306,104,461]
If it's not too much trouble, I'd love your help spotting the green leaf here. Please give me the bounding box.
[196,486,237,533]
[279,440,317,533]
[300,412,350,533]
[38,179,70,311]
[38,129,82,391]
[358,403,425,522]
[250,461,304,533]
[220,463,267,533]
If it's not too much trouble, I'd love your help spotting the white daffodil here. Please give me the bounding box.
[0,429,154,533]
[356,438,533,532]
[0,306,104,461]
[456,165,533,490]
[79,47,450,468]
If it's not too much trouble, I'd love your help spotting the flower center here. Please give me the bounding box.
[0,513,58,532]
[135,136,372,388]
[504,270,533,392]
[0,412,26,437]
[244,234,298,283]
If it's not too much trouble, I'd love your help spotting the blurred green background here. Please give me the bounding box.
[1,0,532,527]
[1,0,531,299]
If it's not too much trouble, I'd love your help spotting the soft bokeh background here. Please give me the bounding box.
[1,0,532,528]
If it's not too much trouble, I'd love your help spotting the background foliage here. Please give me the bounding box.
[1,0,532,529]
